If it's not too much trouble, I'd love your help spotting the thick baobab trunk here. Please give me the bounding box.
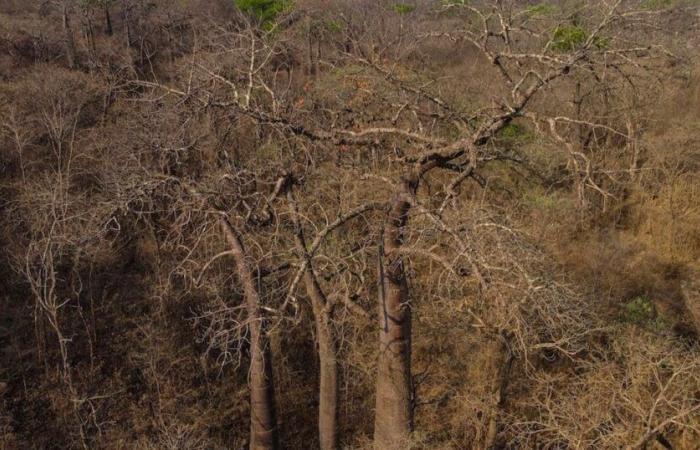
[289,191,339,450]
[221,218,279,450]
[374,180,414,449]
[62,2,78,68]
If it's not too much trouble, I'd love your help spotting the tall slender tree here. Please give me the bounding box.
[221,218,279,450]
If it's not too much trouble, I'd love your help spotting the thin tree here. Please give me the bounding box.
[221,217,279,450]
[288,187,339,450]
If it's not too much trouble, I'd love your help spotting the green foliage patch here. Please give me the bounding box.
[325,20,343,33]
[393,3,416,14]
[234,0,291,25]
[641,0,674,10]
[497,123,533,144]
[551,25,587,52]
[523,189,575,215]
[620,296,670,331]
[622,296,655,324]
[524,3,557,17]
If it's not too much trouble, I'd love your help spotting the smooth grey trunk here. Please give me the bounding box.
[62,3,78,68]
[289,192,339,450]
[485,333,514,450]
[306,272,339,450]
[627,117,640,182]
[307,17,316,76]
[123,3,132,50]
[84,11,96,58]
[104,3,113,36]
[221,218,279,450]
[374,180,414,450]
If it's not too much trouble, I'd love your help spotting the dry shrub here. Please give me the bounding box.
[403,203,600,448]
[1,1,699,449]
[508,328,700,449]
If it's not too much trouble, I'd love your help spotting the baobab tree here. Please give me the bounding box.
[220,217,279,449]
[126,0,683,447]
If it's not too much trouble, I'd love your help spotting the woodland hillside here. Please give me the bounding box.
[1,0,700,449]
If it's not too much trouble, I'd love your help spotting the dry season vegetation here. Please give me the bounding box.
[1,0,700,448]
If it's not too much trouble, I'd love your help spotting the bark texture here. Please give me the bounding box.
[306,273,339,450]
[374,181,414,449]
[289,192,339,450]
[221,218,279,450]
[485,333,514,450]
[104,4,113,36]
[62,3,78,69]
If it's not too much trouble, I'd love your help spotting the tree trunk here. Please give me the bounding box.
[84,11,96,59]
[221,218,279,450]
[681,272,700,336]
[123,2,132,50]
[289,191,339,450]
[306,16,317,77]
[104,3,113,36]
[374,180,414,449]
[306,273,339,450]
[485,332,514,450]
[62,2,78,69]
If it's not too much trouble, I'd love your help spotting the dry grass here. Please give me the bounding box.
[1,1,699,449]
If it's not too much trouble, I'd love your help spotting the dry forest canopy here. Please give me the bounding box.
[2,0,700,448]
